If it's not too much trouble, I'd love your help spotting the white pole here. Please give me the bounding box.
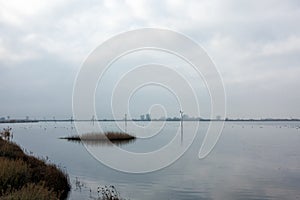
[180,110,184,144]
[125,114,127,133]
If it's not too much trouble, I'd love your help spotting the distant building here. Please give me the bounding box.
[159,116,166,121]
[146,114,151,121]
[140,115,145,121]
[183,114,189,120]
[0,117,5,121]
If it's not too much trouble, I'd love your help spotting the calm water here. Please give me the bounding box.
[1,121,300,200]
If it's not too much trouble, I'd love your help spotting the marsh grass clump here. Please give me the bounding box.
[0,127,13,141]
[61,131,136,141]
[93,132,135,141]
[0,138,70,199]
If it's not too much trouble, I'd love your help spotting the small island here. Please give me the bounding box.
[60,132,136,142]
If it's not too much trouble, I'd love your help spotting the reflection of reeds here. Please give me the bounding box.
[68,138,135,146]
[60,132,136,146]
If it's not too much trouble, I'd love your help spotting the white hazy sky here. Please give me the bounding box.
[0,0,300,119]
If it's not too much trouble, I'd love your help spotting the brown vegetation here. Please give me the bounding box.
[0,127,12,141]
[0,138,70,199]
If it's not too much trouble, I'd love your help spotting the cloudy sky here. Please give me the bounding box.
[0,0,300,119]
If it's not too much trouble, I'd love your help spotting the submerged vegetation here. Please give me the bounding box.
[60,132,136,145]
[0,137,70,200]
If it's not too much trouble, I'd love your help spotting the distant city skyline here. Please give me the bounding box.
[1,113,300,122]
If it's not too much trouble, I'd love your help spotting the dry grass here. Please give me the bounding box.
[2,182,59,200]
[0,138,70,199]
[0,158,29,192]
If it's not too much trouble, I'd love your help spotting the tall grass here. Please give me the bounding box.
[0,158,29,193]
[2,182,59,200]
[0,138,70,199]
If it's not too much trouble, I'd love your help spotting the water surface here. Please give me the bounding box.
[2,121,300,200]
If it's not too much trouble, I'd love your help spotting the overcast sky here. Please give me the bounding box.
[0,0,300,119]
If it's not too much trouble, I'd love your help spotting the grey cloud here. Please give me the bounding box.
[0,0,299,119]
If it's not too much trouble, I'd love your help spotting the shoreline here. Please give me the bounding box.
[2,119,300,124]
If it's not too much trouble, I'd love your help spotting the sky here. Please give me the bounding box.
[0,0,300,119]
